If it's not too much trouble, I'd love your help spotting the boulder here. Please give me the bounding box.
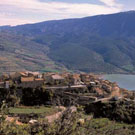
[78,118,85,125]
[29,119,38,124]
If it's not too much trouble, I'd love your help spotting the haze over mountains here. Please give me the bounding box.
[1,11,135,73]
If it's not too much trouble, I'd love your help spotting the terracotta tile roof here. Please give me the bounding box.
[21,77,34,82]
[51,74,64,80]
[27,71,40,76]
[20,72,28,76]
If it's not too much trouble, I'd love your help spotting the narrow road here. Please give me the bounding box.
[94,96,123,103]
[45,85,87,89]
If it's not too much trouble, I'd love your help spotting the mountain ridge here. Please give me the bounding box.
[1,11,135,73]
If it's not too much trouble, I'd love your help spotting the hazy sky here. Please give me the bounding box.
[0,0,134,26]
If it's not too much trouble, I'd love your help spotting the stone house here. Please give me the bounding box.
[44,74,65,86]
[27,72,42,78]
[80,74,91,84]
[18,77,44,88]
[9,72,28,82]
[51,74,65,85]
[68,74,83,85]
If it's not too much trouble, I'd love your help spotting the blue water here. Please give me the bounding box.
[103,74,135,90]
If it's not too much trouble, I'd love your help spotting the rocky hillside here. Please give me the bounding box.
[1,105,135,135]
[0,32,67,73]
[1,11,135,73]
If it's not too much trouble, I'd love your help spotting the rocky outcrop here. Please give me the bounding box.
[51,106,78,135]
[45,106,66,123]
[28,106,79,135]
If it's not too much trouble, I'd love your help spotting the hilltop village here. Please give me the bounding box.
[0,71,134,105]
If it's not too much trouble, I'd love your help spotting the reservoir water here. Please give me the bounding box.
[103,74,135,90]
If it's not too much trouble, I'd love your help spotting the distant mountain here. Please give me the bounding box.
[1,11,135,73]
[0,25,11,30]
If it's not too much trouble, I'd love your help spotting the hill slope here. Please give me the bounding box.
[0,32,66,73]
[1,11,135,73]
